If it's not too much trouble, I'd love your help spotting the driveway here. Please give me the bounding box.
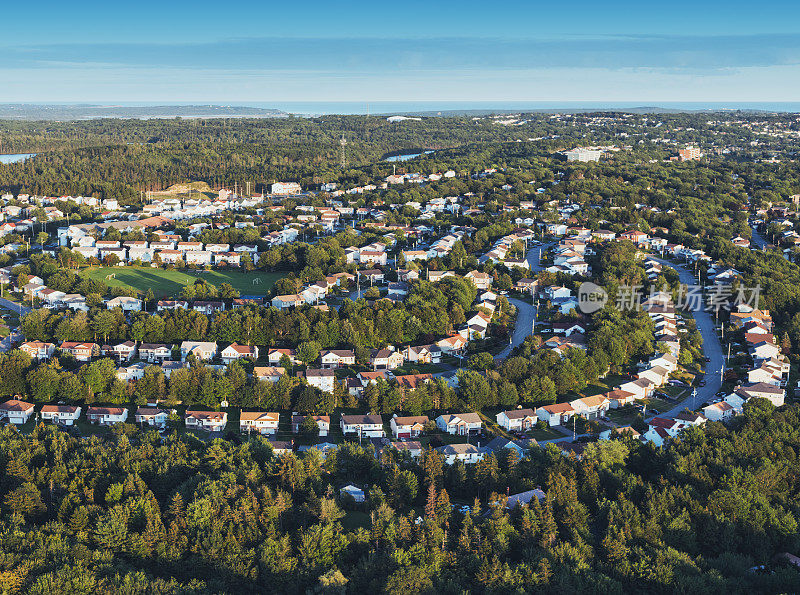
[650,257,724,417]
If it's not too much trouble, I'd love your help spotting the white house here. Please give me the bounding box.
[86,406,129,425]
[435,413,482,435]
[390,415,429,439]
[536,402,575,427]
[320,349,356,368]
[496,408,537,431]
[0,399,35,425]
[341,414,384,438]
[306,369,336,393]
[221,343,259,364]
[19,341,56,360]
[180,341,218,361]
[254,366,286,383]
[240,411,280,435]
[185,410,228,432]
[40,405,81,426]
[436,443,484,465]
[106,296,143,312]
[135,407,169,428]
[702,401,736,422]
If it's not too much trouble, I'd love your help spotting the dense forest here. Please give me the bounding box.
[0,400,798,593]
[0,111,795,201]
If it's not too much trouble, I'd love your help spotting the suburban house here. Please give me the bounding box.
[394,373,434,391]
[465,270,493,290]
[536,402,576,426]
[643,417,684,446]
[40,405,81,426]
[606,389,637,408]
[390,415,430,439]
[268,440,293,455]
[108,341,137,362]
[570,395,610,420]
[185,410,228,432]
[340,414,385,438]
[496,408,537,431]
[703,401,736,422]
[618,377,656,400]
[506,488,547,508]
[254,367,286,383]
[139,343,172,363]
[221,343,259,364]
[292,414,331,436]
[320,349,356,368]
[437,334,467,353]
[403,344,442,364]
[436,443,484,465]
[180,341,218,361]
[268,348,300,366]
[305,369,336,393]
[60,341,100,362]
[0,399,36,425]
[19,341,56,360]
[134,407,169,428]
[271,294,304,309]
[106,296,143,312]
[391,441,423,458]
[435,413,483,435]
[239,411,280,435]
[86,406,129,425]
[371,348,405,370]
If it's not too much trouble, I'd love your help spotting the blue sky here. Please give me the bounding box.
[2,0,800,103]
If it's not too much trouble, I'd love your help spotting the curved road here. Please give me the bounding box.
[651,257,724,417]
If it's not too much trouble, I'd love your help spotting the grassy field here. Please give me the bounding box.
[82,266,285,298]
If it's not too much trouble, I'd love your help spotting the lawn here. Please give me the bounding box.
[81,266,286,298]
[528,427,564,441]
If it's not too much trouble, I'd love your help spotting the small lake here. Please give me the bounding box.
[385,150,434,162]
[0,153,37,164]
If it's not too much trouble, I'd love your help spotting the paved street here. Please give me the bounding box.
[751,225,769,250]
[650,257,725,418]
[494,297,536,361]
[525,240,556,272]
[0,296,30,316]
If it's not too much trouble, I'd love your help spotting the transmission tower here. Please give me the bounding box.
[339,135,347,168]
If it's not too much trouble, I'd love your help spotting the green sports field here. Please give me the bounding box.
[82,266,285,298]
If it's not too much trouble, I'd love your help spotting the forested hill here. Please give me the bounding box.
[0,111,787,200]
[0,399,798,593]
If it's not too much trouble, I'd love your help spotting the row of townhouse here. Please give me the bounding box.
[65,231,260,266]
[20,339,262,369]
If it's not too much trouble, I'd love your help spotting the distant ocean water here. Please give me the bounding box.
[38,101,800,117]
[247,101,800,116]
